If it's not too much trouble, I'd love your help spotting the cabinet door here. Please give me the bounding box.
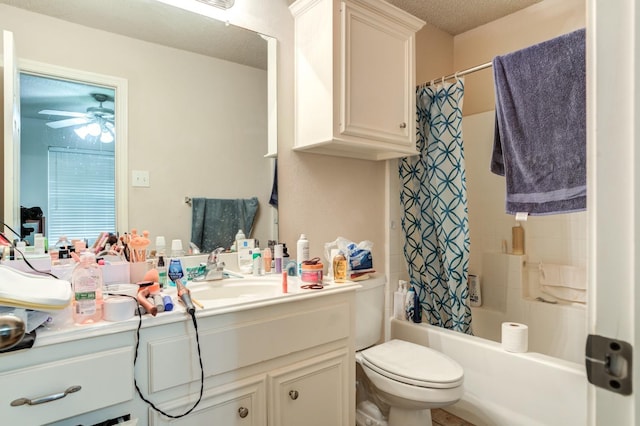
[341,1,415,146]
[269,350,349,426]
[149,376,267,426]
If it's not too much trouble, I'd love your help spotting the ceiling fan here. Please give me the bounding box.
[39,93,114,130]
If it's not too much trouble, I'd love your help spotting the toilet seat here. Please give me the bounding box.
[360,339,463,389]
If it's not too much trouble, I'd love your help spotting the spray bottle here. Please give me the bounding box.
[296,234,309,277]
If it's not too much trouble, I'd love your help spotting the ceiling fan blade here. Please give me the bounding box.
[39,109,87,118]
[45,117,91,129]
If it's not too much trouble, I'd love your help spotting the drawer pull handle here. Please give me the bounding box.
[399,122,407,129]
[10,385,82,407]
[289,390,299,400]
[238,406,249,418]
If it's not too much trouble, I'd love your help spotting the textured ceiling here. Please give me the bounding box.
[0,0,267,70]
[386,0,543,35]
[6,0,543,116]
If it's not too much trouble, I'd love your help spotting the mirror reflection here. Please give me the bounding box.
[20,75,117,246]
[1,0,277,250]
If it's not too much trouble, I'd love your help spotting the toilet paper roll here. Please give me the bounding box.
[501,322,528,353]
[103,296,136,322]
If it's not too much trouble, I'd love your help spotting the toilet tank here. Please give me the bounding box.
[355,276,386,351]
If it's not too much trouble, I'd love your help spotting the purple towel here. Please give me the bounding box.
[491,29,586,215]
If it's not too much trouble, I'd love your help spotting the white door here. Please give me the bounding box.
[2,29,20,234]
[588,0,638,423]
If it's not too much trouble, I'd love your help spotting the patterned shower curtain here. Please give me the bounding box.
[399,79,472,333]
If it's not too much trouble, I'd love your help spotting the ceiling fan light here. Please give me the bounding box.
[195,0,235,10]
[100,131,114,144]
[74,126,89,139]
[87,122,101,137]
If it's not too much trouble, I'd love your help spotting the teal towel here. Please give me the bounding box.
[191,197,259,252]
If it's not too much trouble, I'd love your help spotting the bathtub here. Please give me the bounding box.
[390,319,587,426]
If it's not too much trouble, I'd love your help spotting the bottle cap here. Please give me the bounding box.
[274,244,283,258]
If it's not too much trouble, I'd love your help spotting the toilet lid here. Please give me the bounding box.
[360,339,464,389]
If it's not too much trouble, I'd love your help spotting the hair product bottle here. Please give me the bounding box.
[512,223,525,255]
[332,251,347,283]
[296,234,309,276]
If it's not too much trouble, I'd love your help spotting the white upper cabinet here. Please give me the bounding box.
[290,0,424,160]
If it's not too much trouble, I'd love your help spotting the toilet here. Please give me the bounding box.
[355,277,464,426]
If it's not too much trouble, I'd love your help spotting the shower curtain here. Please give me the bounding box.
[399,79,472,333]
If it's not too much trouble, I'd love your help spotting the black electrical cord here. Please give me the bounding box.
[125,294,205,419]
[1,220,59,279]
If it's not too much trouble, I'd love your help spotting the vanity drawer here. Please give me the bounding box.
[1,346,134,425]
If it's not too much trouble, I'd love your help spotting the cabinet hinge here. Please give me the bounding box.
[585,334,632,395]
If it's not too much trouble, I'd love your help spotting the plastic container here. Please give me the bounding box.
[72,251,103,324]
[301,261,323,284]
[468,274,482,307]
[296,234,309,276]
[393,280,408,320]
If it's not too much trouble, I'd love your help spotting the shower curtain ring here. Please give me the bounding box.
[441,75,446,84]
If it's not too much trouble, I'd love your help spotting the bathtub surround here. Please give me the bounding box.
[491,28,587,215]
[463,112,587,363]
[399,79,471,333]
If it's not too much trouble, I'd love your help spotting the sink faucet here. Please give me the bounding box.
[202,247,225,281]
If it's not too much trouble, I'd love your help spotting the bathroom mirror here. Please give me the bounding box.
[1,0,277,248]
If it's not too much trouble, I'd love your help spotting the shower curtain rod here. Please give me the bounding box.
[419,61,493,87]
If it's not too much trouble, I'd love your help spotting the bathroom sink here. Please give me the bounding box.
[187,279,282,305]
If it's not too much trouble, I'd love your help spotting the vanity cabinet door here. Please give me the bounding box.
[341,1,414,147]
[149,375,267,426]
[290,0,423,160]
[268,349,349,426]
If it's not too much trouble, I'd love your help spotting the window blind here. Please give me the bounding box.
[48,147,115,245]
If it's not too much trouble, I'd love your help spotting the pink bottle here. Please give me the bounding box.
[72,252,103,324]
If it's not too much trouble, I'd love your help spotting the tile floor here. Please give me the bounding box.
[432,409,476,426]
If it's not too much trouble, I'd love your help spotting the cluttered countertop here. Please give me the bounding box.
[0,234,377,352]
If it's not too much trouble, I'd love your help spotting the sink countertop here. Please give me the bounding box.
[31,275,362,347]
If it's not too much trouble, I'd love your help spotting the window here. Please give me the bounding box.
[48,147,115,245]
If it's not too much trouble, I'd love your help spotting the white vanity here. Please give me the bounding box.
[0,278,358,426]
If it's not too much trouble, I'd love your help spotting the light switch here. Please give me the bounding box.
[132,170,150,187]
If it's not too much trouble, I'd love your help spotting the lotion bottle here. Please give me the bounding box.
[263,248,272,273]
[274,244,283,273]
